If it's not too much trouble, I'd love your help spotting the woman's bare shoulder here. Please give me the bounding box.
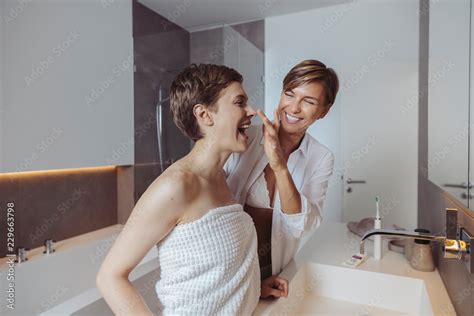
[145,162,200,205]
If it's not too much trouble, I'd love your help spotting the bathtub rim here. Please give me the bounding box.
[39,246,159,315]
[0,224,124,267]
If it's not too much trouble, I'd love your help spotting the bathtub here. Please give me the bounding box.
[0,224,161,315]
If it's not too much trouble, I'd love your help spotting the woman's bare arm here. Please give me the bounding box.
[273,167,302,214]
[96,173,188,315]
[258,110,302,214]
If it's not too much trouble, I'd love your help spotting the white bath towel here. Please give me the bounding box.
[155,203,260,315]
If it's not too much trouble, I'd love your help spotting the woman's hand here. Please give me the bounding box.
[260,275,289,298]
[257,109,287,173]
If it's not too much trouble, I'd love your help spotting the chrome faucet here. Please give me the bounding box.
[359,208,473,273]
[43,239,56,254]
[360,229,468,259]
[14,247,29,263]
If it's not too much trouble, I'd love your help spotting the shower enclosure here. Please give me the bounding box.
[133,2,191,201]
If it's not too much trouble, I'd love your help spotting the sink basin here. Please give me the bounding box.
[266,263,433,315]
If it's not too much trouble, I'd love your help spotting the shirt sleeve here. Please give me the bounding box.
[278,151,335,238]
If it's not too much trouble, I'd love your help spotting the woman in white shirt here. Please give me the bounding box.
[224,59,339,298]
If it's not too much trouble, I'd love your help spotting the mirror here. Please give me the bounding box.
[428,0,470,206]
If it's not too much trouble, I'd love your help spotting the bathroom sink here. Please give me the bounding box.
[266,263,433,315]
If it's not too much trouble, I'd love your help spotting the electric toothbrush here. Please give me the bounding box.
[374,196,382,260]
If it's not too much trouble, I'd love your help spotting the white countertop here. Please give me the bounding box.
[254,222,456,315]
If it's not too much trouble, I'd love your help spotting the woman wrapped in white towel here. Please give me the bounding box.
[96,63,287,315]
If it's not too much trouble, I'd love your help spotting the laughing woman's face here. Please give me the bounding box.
[277,81,330,135]
[210,82,256,153]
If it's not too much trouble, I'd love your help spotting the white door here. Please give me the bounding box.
[341,62,418,232]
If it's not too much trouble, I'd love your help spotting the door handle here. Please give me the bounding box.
[460,192,474,199]
[346,178,367,184]
[444,183,472,189]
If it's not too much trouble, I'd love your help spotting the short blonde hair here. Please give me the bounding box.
[283,59,339,108]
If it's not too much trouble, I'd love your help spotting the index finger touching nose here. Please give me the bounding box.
[257,109,268,121]
[257,110,273,127]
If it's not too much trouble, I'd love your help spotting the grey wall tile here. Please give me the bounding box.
[190,28,224,64]
[0,168,117,258]
[133,0,191,166]
[231,20,265,52]
[190,23,265,111]
[117,165,135,225]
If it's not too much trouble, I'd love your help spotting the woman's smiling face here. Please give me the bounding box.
[209,82,256,153]
[277,81,329,134]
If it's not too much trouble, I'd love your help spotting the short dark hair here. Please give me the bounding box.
[170,63,243,140]
[283,59,339,108]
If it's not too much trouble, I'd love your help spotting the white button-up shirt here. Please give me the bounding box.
[224,125,334,275]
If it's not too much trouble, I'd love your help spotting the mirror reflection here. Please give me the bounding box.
[428,0,470,206]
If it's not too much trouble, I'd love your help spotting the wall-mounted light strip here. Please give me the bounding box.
[0,165,117,179]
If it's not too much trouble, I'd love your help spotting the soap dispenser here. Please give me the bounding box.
[410,228,435,272]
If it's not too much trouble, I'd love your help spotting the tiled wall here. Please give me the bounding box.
[231,20,265,53]
[418,1,474,314]
[131,0,191,204]
[133,0,191,167]
[190,27,224,64]
[190,21,265,113]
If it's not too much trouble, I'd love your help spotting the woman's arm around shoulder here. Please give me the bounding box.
[96,170,192,315]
